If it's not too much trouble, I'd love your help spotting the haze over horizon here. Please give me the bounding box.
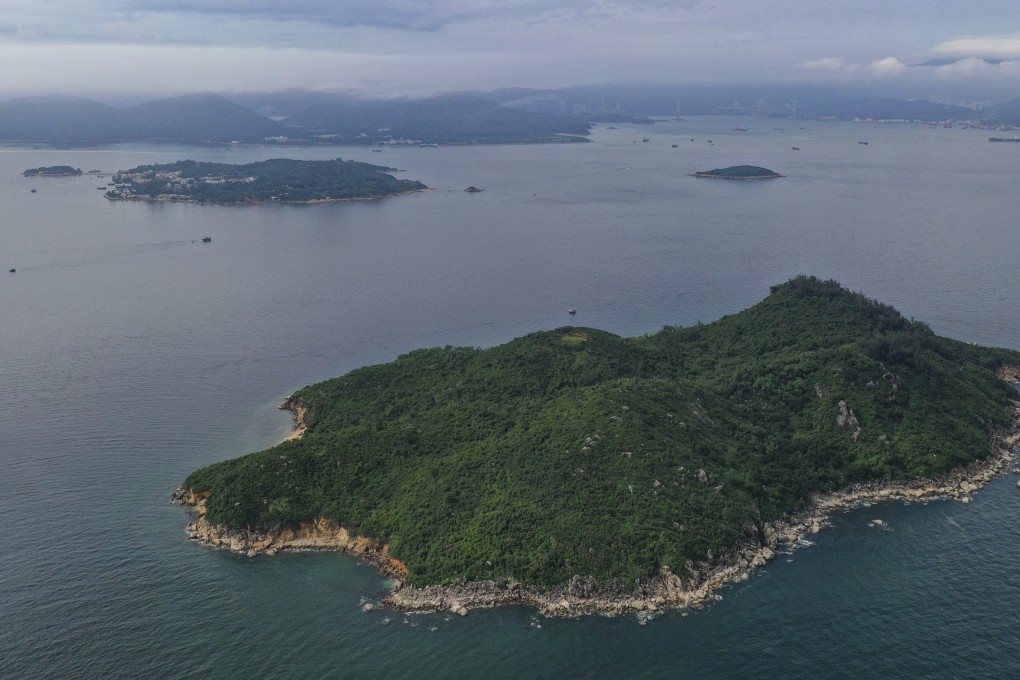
[2,1,1020,101]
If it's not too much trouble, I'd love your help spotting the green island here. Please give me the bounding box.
[105,158,427,204]
[23,165,82,177]
[177,277,1020,616]
[693,165,783,180]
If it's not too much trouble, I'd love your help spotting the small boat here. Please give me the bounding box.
[671,144,678,148]
[372,148,382,152]
[792,147,800,151]
[201,237,212,243]
[858,141,869,145]
[733,127,748,132]
[568,308,576,315]
[30,189,36,193]
[642,137,649,143]
[8,268,15,273]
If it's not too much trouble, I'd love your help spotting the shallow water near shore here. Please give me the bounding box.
[2,118,1020,678]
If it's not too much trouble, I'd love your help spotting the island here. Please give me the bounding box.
[692,165,783,180]
[105,158,427,204]
[176,277,1020,617]
[23,165,82,177]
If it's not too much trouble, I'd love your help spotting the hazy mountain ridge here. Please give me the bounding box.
[3,86,1020,145]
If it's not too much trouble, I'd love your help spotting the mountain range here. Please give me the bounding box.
[2,85,1020,145]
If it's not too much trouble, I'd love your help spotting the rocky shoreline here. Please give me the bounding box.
[175,399,1020,619]
[279,398,307,442]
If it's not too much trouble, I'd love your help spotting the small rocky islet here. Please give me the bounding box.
[692,165,783,179]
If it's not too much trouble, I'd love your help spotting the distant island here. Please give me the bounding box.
[105,158,427,204]
[23,165,82,177]
[176,277,1020,617]
[693,165,783,180]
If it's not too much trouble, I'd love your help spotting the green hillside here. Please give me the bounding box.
[183,277,1019,588]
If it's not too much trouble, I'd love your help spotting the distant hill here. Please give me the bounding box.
[282,94,591,144]
[977,97,1020,126]
[0,94,289,143]
[0,96,128,142]
[120,94,291,142]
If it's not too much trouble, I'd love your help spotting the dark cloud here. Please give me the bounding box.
[123,0,700,32]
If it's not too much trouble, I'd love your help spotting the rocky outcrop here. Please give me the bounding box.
[998,365,1020,383]
[172,491,407,580]
[278,398,308,442]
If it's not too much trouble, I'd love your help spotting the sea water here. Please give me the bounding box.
[1,119,1019,678]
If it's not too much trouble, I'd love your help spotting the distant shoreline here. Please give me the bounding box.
[175,396,1020,619]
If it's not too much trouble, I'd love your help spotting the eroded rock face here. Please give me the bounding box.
[837,400,859,432]
[997,365,1020,383]
[174,495,408,580]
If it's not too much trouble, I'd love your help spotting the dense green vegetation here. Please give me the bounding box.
[184,277,1019,588]
[107,158,426,204]
[23,165,81,176]
[694,165,782,179]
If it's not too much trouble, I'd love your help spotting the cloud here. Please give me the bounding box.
[868,56,906,76]
[120,0,701,32]
[931,56,1020,80]
[934,32,1020,60]
[801,57,848,72]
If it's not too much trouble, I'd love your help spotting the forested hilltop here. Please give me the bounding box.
[182,277,1020,591]
[106,158,426,204]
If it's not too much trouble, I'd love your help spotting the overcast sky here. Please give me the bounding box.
[2,0,1020,98]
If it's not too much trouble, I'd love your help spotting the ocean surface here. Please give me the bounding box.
[1,118,1019,679]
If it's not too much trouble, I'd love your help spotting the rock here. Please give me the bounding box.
[960,496,971,504]
[455,606,469,617]
[1016,480,1020,488]
[362,602,375,612]
[464,186,483,193]
[810,521,821,534]
[870,519,884,526]
[837,401,859,432]
[696,469,709,484]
